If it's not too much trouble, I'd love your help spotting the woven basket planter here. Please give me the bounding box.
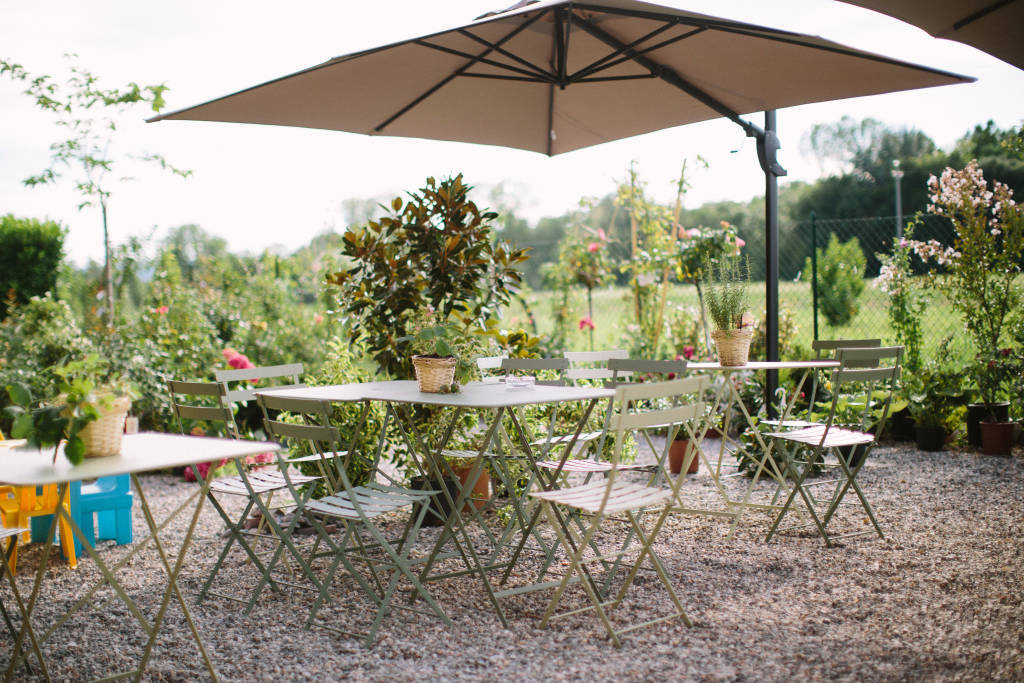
[78,395,132,457]
[711,328,754,367]
[411,355,458,393]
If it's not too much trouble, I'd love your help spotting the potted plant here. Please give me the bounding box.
[668,431,700,474]
[4,354,135,465]
[904,162,1023,447]
[399,308,481,394]
[975,350,1019,455]
[701,254,755,366]
[443,453,491,512]
[905,356,966,452]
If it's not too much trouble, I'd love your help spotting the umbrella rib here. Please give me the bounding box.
[414,39,555,82]
[575,74,657,83]
[952,0,1014,30]
[571,1,970,81]
[570,25,704,83]
[455,29,555,81]
[573,14,757,136]
[375,11,544,133]
[460,72,552,82]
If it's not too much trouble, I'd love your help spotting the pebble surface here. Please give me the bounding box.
[3,442,1022,682]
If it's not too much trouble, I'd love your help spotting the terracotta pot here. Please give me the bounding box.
[980,420,1015,456]
[967,402,1009,446]
[914,425,946,452]
[450,464,490,511]
[669,439,699,475]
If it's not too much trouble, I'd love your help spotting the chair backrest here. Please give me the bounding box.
[564,349,629,384]
[258,394,356,494]
[214,363,304,404]
[598,375,708,506]
[167,380,239,438]
[825,346,903,435]
[500,357,569,386]
[606,358,687,387]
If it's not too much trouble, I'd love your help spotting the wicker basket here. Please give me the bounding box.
[78,395,132,458]
[411,355,458,393]
[711,328,754,367]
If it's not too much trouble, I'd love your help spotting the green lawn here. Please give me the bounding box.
[507,280,973,361]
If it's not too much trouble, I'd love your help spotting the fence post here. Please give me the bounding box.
[810,211,819,342]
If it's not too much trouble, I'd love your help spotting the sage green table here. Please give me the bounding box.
[260,380,614,626]
[1,433,281,682]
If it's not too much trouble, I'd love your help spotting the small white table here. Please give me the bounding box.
[1,433,281,682]
[686,360,840,536]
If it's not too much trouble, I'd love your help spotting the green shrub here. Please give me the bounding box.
[804,234,867,327]
[0,215,65,320]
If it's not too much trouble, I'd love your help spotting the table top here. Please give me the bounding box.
[687,360,840,371]
[0,432,281,486]
[260,379,615,409]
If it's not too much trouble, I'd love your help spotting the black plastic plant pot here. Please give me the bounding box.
[409,475,459,527]
[967,402,1009,446]
[914,425,946,452]
[838,445,868,468]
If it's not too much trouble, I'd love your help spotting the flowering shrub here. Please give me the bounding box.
[874,232,927,372]
[904,161,1024,402]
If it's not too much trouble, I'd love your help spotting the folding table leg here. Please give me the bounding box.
[1,532,47,681]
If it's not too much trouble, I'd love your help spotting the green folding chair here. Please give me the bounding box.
[535,358,690,483]
[527,375,708,646]
[259,394,451,646]
[764,346,902,546]
[167,380,322,610]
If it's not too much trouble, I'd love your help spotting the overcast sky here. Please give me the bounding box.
[2,0,1022,265]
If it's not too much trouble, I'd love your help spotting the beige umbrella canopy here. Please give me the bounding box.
[837,0,1023,71]
[151,0,972,398]
[151,0,971,157]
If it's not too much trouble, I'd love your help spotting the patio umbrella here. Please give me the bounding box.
[836,0,1023,70]
[150,0,971,399]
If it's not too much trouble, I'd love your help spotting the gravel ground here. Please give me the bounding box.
[3,441,1023,682]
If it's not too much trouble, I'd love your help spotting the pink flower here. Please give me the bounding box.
[228,353,255,370]
[597,228,607,241]
[223,347,239,361]
[578,316,595,331]
[682,345,695,360]
[314,313,324,324]
[680,227,701,239]
[183,458,228,482]
[587,242,600,253]
[153,305,169,315]
[734,237,746,247]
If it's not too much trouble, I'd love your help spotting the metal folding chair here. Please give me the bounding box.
[167,379,322,610]
[526,376,708,645]
[762,338,882,430]
[258,394,451,646]
[536,358,689,484]
[764,346,902,546]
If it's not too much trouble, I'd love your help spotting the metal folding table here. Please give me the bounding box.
[1,433,281,682]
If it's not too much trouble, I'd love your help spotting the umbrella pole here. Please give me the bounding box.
[760,110,784,418]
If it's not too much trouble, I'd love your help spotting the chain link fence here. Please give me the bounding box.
[785,213,960,357]
[509,213,965,361]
